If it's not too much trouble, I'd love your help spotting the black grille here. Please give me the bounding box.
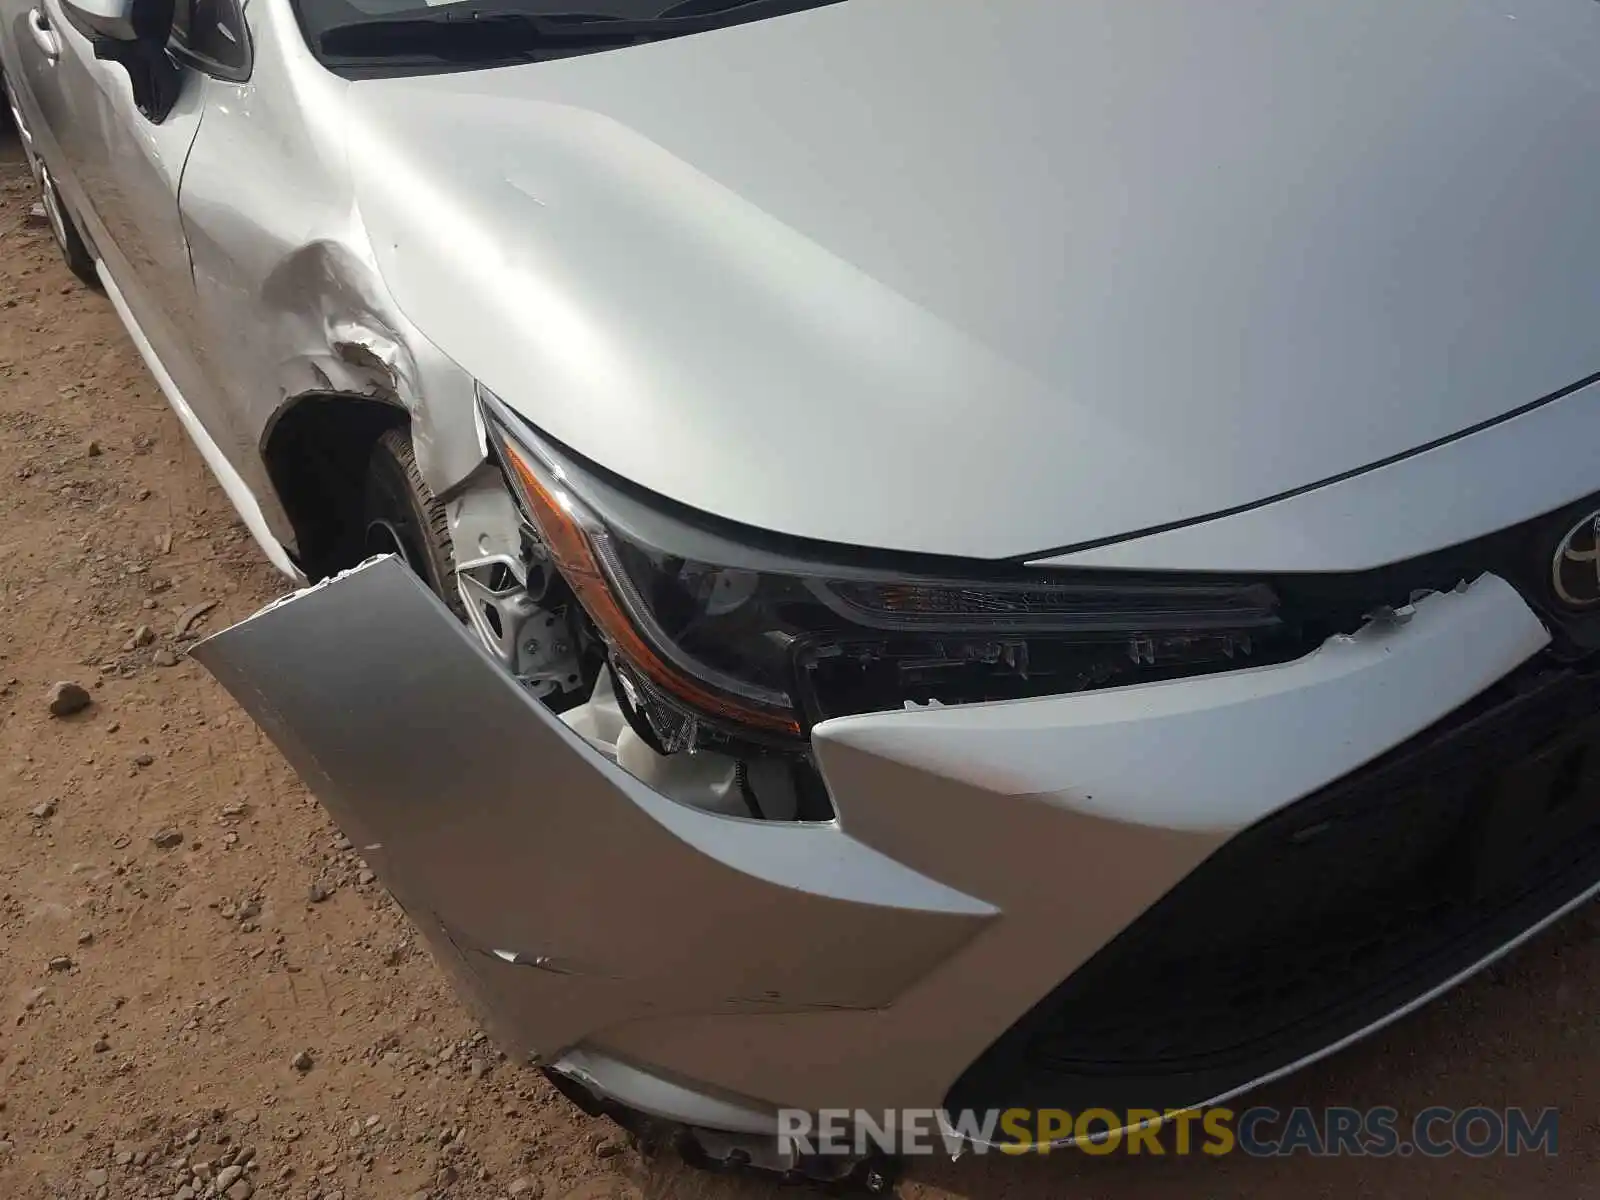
[1272,491,1600,656]
[947,659,1600,1116]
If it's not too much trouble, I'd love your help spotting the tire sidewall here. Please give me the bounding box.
[363,430,466,619]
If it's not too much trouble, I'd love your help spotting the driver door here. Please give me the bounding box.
[8,0,219,417]
[4,0,98,188]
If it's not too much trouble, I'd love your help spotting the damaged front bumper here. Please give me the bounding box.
[197,557,1589,1149]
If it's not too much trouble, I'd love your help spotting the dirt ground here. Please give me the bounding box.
[1,116,1598,1200]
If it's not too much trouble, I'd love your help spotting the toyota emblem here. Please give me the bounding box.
[1552,509,1600,608]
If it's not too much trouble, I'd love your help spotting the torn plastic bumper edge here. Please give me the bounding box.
[189,555,997,1069]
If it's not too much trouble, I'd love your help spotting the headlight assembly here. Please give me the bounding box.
[478,387,1293,753]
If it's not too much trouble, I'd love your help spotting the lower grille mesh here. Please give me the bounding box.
[947,661,1600,1115]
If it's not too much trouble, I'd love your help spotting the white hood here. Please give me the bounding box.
[344,0,1600,559]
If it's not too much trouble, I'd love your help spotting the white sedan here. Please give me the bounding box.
[5,0,1600,1184]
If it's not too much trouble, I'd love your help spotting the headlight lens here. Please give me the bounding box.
[479,389,1291,750]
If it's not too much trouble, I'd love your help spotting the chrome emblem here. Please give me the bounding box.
[1552,510,1600,608]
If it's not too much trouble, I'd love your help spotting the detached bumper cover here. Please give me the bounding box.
[196,558,1562,1127]
[191,557,996,1059]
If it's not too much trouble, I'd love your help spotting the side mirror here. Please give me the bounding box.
[61,0,180,122]
[59,0,136,39]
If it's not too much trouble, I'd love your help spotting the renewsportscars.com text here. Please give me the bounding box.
[778,1106,1559,1158]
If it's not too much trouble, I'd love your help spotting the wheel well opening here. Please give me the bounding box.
[263,394,408,580]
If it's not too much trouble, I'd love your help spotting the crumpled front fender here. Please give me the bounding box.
[191,557,995,1062]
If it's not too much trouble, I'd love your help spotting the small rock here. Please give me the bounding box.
[307,882,330,904]
[150,828,184,850]
[131,625,155,647]
[233,1109,257,1125]
[596,1138,625,1159]
[83,1168,108,1188]
[175,1186,195,1200]
[132,752,155,768]
[290,1049,314,1073]
[220,801,247,818]
[92,1035,109,1053]
[214,1164,244,1191]
[151,648,180,668]
[174,600,219,641]
[47,956,73,972]
[226,1182,253,1200]
[28,800,56,820]
[357,870,376,886]
[86,439,102,457]
[508,1178,537,1197]
[76,930,94,945]
[47,681,92,717]
[467,1058,489,1082]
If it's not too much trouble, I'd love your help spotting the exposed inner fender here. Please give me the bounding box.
[261,392,409,578]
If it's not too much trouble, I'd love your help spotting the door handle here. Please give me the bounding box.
[27,7,60,61]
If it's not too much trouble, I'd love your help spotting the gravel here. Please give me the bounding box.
[47,680,92,717]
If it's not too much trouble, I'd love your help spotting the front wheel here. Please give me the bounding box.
[362,426,466,619]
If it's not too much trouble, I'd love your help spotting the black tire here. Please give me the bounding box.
[362,427,466,619]
[37,163,99,289]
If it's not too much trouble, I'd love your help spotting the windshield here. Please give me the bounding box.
[294,0,849,77]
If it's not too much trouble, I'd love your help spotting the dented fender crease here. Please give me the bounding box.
[191,556,994,1058]
[251,238,485,502]
[173,22,490,558]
